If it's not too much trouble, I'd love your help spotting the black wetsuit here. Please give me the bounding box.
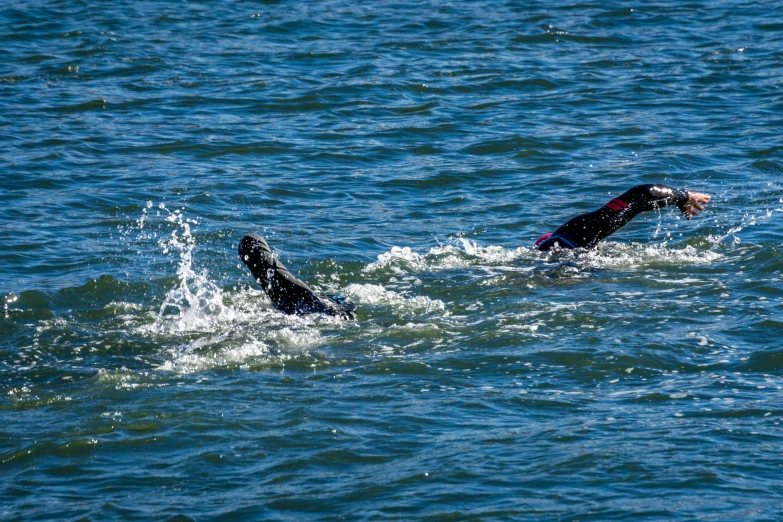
[240,185,687,315]
[239,234,356,319]
[536,184,689,251]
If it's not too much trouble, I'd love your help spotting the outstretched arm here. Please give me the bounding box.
[540,184,710,250]
[614,184,688,211]
[612,185,711,220]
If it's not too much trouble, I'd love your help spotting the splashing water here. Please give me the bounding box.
[365,236,720,278]
[364,238,529,275]
[707,206,783,247]
[558,242,722,270]
[112,203,731,376]
[151,208,237,334]
[344,283,447,315]
[116,204,332,373]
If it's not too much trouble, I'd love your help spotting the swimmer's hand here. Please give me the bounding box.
[680,191,711,219]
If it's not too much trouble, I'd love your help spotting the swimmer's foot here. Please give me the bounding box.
[238,233,356,319]
[239,233,285,283]
[239,233,272,262]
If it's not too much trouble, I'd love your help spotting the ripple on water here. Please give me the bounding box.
[3,1,783,520]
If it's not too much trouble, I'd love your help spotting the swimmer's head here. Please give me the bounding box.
[534,233,552,248]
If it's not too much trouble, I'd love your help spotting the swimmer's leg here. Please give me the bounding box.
[239,234,329,315]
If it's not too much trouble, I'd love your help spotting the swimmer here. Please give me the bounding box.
[535,184,711,251]
[239,234,356,319]
[240,185,709,317]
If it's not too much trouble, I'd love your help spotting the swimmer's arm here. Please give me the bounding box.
[613,185,710,219]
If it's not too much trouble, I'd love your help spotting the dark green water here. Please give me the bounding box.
[2,1,782,520]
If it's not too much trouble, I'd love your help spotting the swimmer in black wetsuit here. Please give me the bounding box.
[240,185,708,316]
[239,234,356,319]
[535,184,711,251]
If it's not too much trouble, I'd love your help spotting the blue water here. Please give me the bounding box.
[2,1,783,520]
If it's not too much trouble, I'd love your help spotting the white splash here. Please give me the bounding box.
[445,238,528,264]
[156,339,275,374]
[364,238,529,274]
[364,246,427,273]
[344,283,446,314]
[571,243,722,269]
[367,237,719,276]
[151,208,236,334]
[117,203,332,373]
[707,205,783,247]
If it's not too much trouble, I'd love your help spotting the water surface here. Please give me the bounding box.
[2,1,783,520]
